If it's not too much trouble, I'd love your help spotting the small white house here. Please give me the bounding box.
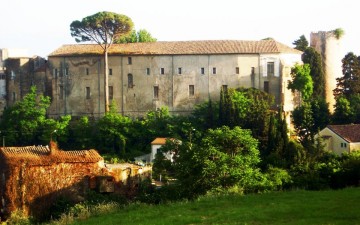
[316,124,360,155]
[151,137,178,162]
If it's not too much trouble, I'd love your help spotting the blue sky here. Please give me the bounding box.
[2,0,358,57]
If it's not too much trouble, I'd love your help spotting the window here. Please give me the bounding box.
[160,68,165,75]
[65,67,69,76]
[236,67,240,74]
[178,67,182,75]
[212,67,217,75]
[86,68,89,75]
[341,143,347,148]
[109,68,113,75]
[53,68,58,77]
[264,81,269,93]
[12,92,16,102]
[11,70,15,80]
[0,74,5,80]
[267,62,274,76]
[86,87,91,99]
[128,57,132,65]
[251,67,255,88]
[109,86,113,100]
[146,68,150,75]
[154,86,159,99]
[59,85,64,100]
[201,67,205,75]
[222,85,228,92]
[128,74,134,88]
[189,85,194,97]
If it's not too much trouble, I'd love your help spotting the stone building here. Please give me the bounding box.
[0,141,105,220]
[0,141,151,220]
[46,40,302,124]
[310,31,344,112]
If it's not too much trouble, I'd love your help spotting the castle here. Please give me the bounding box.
[1,31,343,125]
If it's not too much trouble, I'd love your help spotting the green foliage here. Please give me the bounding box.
[332,96,354,124]
[288,63,313,101]
[174,126,264,198]
[332,28,345,39]
[334,52,360,99]
[70,11,134,45]
[115,29,157,43]
[302,47,325,98]
[0,86,70,146]
[6,210,32,225]
[293,35,309,51]
[191,100,219,130]
[95,104,132,155]
[292,98,329,144]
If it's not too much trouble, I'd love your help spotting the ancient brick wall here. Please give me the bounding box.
[1,161,107,220]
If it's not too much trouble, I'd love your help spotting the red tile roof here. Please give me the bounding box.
[151,137,168,145]
[48,40,301,57]
[328,124,360,142]
[0,145,103,166]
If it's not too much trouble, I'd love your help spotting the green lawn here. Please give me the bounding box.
[72,188,360,225]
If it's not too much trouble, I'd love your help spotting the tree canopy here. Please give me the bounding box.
[115,29,157,43]
[293,35,309,52]
[288,63,313,101]
[70,11,134,113]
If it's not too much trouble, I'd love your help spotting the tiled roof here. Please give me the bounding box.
[327,124,360,142]
[0,145,103,166]
[151,137,168,145]
[48,40,301,57]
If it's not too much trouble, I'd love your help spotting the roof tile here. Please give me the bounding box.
[48,40,301,57]
[328,124,360,142]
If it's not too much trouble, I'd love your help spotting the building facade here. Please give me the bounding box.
[46,40,302,122]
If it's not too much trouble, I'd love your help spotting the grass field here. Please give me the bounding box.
[71,188,360,225]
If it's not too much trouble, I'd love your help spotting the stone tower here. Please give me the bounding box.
[310,31,344,112]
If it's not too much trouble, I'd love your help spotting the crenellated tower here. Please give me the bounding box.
[310,30,344,112]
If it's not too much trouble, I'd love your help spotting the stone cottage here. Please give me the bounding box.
[0,141,105,220]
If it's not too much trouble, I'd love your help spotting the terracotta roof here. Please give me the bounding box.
[0,145,103,166]
[151,137,168,145]
[48,40,301,57]
[327,124,360,142]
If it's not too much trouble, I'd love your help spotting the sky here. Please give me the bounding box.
[1,0,359,58]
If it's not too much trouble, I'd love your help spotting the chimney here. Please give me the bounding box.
[49,140,58,154]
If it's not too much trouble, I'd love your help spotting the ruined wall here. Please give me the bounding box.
[0,161,106,220]
[310,31,344,112]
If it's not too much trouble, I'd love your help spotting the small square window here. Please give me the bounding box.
[212,67,217,75]
[109,68,113,75]
[146,68,150,75]
[178,67,182,75]
[201,67,205,75]
[160,68,165,75]
[236,67,239,74]
[128,57,132,65]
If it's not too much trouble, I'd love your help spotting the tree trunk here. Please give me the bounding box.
[104,50,109,113]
